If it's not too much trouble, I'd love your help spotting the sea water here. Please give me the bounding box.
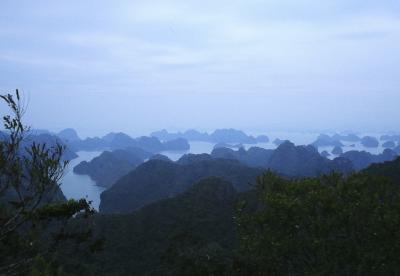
[61,132,394,209]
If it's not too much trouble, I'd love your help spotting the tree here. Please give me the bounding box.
[235,171,400,275]
[0,90,97,275]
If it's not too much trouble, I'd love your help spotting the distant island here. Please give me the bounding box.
[52,129,191,154]
[150,128,269,144]
[361,136,379,148]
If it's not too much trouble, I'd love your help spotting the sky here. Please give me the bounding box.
[0,0,399,137]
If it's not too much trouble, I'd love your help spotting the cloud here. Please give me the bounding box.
[0,0,399,132]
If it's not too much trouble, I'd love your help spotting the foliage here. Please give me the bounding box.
[0,90,96,275]
[236,171,400,275]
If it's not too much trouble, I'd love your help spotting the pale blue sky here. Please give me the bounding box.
[0,1,399,136]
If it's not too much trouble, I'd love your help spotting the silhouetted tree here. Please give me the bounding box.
[0,90,97,275]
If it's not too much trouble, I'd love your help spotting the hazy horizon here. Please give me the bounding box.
[1,1,399,134]
[11,126,397,142]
